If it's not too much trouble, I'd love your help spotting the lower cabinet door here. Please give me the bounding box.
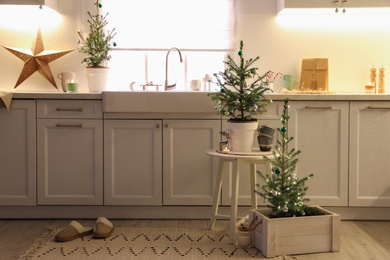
[163,119,221,205]
[350,102,390,207]
[104,120,163,205]
[0,100,36,206]
[289,101,349,206]
[37,119,103,205]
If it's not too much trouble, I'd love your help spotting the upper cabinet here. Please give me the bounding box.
[277,0,390,14]
[277,0,338,10]
[341,0,390,8]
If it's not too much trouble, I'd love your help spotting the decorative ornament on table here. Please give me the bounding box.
[255,99,322,218]
[77,0,117,92]
[3,28,74,89]
[219,131,230,153]
[208,40,280,152]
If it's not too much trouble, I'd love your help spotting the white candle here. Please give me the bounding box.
[222,147,230,153]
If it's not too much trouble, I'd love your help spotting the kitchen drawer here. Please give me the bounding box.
[37,100,102,119]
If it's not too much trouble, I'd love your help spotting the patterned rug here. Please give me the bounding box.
[19,226,267,259]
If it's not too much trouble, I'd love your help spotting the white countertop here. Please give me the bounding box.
[268,93,390,101]
[12,91,102,100]
[10,91,390,101]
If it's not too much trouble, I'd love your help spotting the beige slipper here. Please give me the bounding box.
[55,221,93,242]
[93,217,114,239]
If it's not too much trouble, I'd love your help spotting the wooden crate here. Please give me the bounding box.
[249,206,340,258]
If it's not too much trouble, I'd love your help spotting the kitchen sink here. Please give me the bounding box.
[102,91,216,113]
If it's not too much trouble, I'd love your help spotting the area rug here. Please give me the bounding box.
[19,226,266,259]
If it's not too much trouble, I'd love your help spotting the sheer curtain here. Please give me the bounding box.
[98,0,236,90]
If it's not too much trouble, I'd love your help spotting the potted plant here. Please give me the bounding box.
[249,99,340,257]
[208,40,275,152]
[77,0,116,92]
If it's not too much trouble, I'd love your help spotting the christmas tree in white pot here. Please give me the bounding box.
[208,41,274,152]
[77,0,117,92]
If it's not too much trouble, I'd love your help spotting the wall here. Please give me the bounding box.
[0,0,94,92]
[238,0,390,93]
[0,0,389,93]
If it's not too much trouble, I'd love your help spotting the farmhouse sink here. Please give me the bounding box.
[102,91,216,113]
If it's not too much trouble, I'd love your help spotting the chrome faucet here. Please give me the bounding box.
[164,47,183,91]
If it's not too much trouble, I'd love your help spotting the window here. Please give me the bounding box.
[95,0,236,91]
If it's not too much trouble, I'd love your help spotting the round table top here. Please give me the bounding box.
[206,149,274,160]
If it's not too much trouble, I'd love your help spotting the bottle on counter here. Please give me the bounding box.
[370,67,377,91]
[365,67,377,93]
[378,66,385,94]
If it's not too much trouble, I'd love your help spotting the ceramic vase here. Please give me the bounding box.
[85,67,109,93]
[257,125,276,151]
[227,120,258,152]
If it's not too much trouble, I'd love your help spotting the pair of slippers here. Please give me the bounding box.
[55,217,114,242]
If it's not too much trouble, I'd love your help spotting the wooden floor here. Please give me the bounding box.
[0,219,389,260]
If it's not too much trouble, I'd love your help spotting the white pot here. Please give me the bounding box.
[85,67,109,93]
[227,120,258,152]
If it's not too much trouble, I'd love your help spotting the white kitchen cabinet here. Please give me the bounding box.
[277,0,390,13]
[221,101,284,206]
[340,0,390,8]
[104,120,163,205]
[104,119,220,206]
[277,0,339,10]
[350,102,390,207]
[0,100,36,206]
[37,100,103,205]
[163,119,221,205]
[289,101,349,206]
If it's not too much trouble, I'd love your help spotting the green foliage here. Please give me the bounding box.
[208,40,272,121]
[77,0,116,67]
[256,99,317,218]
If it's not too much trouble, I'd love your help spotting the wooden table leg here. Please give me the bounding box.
[209,158,225,229]
[249,163,257,210]
[229,159,240,244]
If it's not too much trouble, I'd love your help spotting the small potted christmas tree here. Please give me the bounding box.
[249,99,341,257]
[208,40,278,152]
[77,0,116,92]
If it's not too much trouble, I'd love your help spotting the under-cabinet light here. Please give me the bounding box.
[0,0,58,12]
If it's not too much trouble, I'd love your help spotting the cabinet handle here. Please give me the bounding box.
[334,0,339,2]
[156,124,160,128]
[56,108,83,112]
[259,108,267,113]
[367,106,390,110]
[164,123,169,128]
[304,106,332,110]
[56,124,83,128]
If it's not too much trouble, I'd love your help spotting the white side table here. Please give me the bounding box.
[206,150,273,244]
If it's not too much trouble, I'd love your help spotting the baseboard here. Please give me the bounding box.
[0,206,389,220]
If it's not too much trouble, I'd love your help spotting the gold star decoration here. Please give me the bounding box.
[3,28,74,89]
